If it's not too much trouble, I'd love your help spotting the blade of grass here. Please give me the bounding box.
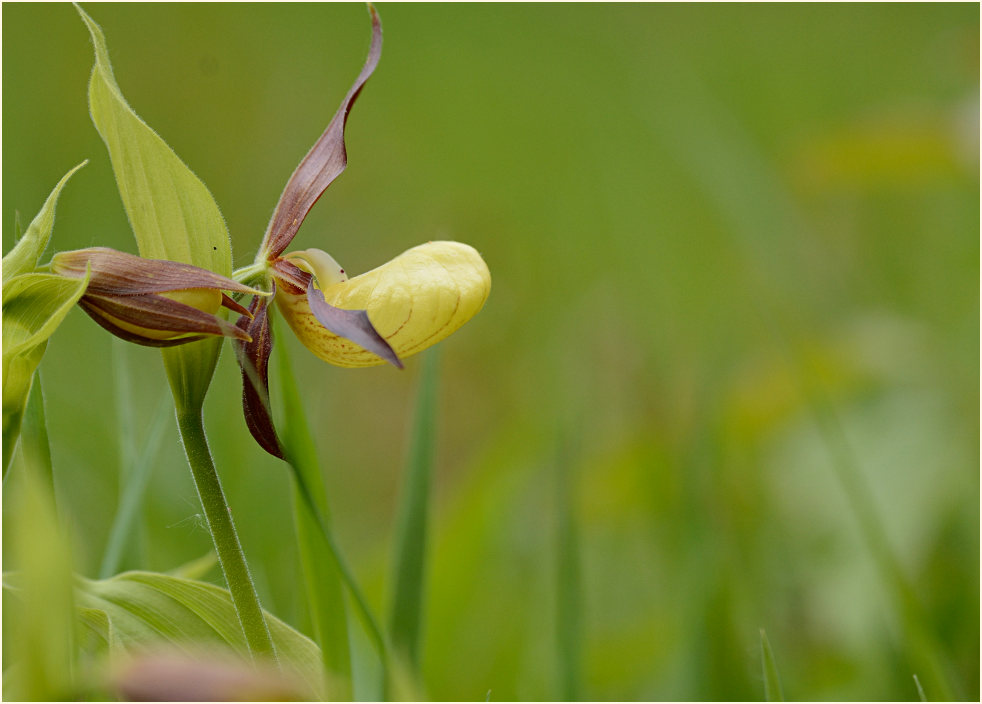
[19,372,54,495]
[555,427,582,702]
[389,348,440,672]
[7,445,77,700]
[112,337,138,473]
[285,430,392,698]
[99,389,171,579]
[274,330,352,700]
[759,628,784,702]
[913,674,928,702]
[271,317,391,694]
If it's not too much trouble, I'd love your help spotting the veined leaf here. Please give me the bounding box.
[2,270,90,475]
[77,5,232,409]
[74,571,325,699]
[2,161,87,281]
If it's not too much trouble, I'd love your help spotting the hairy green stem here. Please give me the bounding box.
[232,262,270,288]
[176,406,276,661]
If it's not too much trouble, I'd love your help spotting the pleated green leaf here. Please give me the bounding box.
[75,571,325,699]
[77,5,232,410]
[2,161,87,280]
[2,270,90,474]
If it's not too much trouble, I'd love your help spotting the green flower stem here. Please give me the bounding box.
[232,262,270,289]
[175,405,276,661]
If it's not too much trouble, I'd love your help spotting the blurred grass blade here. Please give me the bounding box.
[274,330,352,699]
[75,571,324,699]
[555,428,582,702]
[804,382,957,700]
[112,336,137,471]
[389,348,440,671]
[2,161,86,280]
[13,210,24,243]
[18,371,54,494]
[99,388,171,579]
[914,674,928,702]
[169,551,219,581]
[5,464,78,700]
[77,4,231,409]
[759,628,784,702]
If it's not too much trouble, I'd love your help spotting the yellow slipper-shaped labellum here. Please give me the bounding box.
[277,241,490,367]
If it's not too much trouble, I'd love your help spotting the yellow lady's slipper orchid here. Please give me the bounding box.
[233,7,490,457]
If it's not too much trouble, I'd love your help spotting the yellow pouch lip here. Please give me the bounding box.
[276,241,490,367]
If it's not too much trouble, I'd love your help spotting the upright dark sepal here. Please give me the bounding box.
[259,5,383,260]
[235,293,283,459]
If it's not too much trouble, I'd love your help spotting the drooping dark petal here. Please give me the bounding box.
[234,293,283,459]
[77,298,210,348]
[259,6,383,260]
[305,279,403,369]
[51,247,259,297]
[82,293,252,341]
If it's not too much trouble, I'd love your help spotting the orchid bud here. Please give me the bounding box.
[51,247,261,347]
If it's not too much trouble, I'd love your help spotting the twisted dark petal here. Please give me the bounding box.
[234,293,283,459]
[51,247,257,296]
[83,293,252,341]
[306,279,403,369]
[259,5,383,259]
[77,299,209,348]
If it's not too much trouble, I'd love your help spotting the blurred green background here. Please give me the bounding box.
[3,3,978,700]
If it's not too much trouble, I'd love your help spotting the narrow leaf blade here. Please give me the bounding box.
[274,321,353,698]
[100,385,172,579]
[4,468,77,700]
[760,628,785,702]
[555,428,582,702]
[389,349,439,670]
[2,161,87,280]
